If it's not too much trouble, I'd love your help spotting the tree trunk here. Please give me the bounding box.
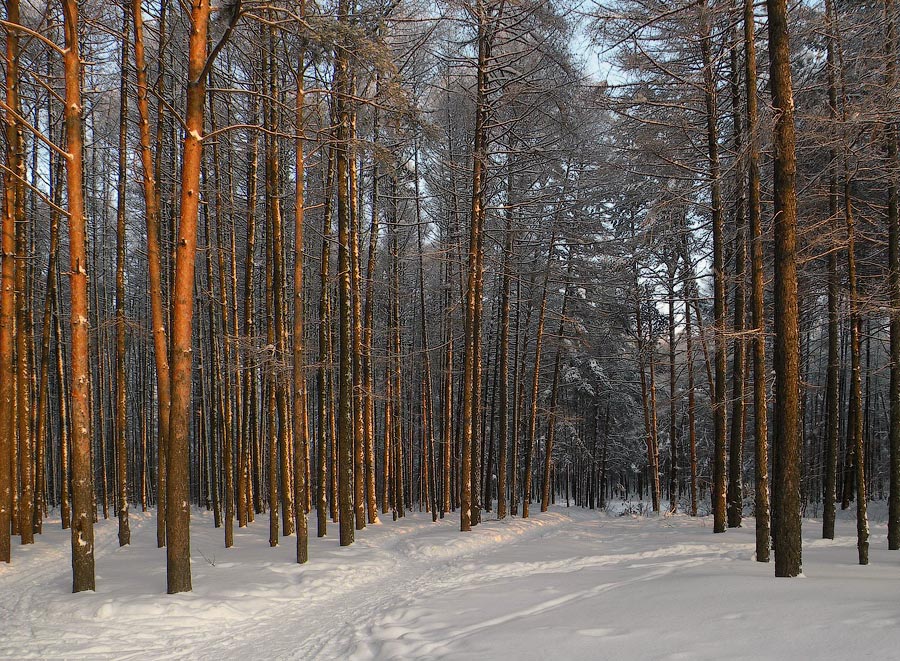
[167,0,212,592]
[413,142,438,522]
[131,0,171,548]
[293,62,309,563]
[317,143,335,537]
[362,92,381,525]
[349,110,367,532]
[541,256,573,512]
[884,0,900,551]
[0,0,21,563]
[668,258,678,515]
[701,0,728,534]
[389,196,405,519]
[767,0,802,577]
[523,232,556,518]
[209,78,235,549]
[115,2,131,546]
[497,208,514,519]
[823,0,840,541]
[727,23,747,529]
[459,0,497,530]
[15,138,32,544]
[335,0,355,546]
[745,0,769,560]
[634,261,659,514]
[682,239,698,517]
[63,0,95,591]
[442,259,454,516]
[845,180,869,565]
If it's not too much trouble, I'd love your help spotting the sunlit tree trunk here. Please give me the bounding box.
[349,110,366,532]
[362,96,381,525]
[0,0,22,563]
[63,0,95,591]
[15,135,32,545]
[167,0,213,593]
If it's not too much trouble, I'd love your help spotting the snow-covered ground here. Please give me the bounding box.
[1,503,899,660]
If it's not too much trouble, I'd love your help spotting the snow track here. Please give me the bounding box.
[1,506,900,659]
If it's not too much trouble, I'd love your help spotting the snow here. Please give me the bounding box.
[2,505,899,659]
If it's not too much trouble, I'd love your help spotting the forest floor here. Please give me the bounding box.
[1,501,899,660]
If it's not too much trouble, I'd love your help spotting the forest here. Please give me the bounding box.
[0,0,898,609]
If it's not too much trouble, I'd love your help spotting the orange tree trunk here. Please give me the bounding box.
[167,0,212,593]
[62,0,95,592]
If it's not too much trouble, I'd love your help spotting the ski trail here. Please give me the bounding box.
[287,517,739,660]
[271,512,579,660]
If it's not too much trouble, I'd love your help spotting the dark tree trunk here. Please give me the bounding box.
[701,0,728,534]
[745,0,769,560]
[884,0,900,551]
[767,0,803,577]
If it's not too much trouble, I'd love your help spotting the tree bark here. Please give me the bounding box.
[497,207,514,519]
[115,2,131,546]
[700,0,728,534]
[727,22,747,529]
[745,0,769,560]
[335,0,355,546]
[131,0,171,548]
[668,258,678,514]
[167,0,213,592]
[541,256,574,512]
[460,3,487,531]
[523,232,556,518]
[884,0,900,551]
[317,143,335,537]
[823,0,840,541]
[361,90,381,524]
[63,0,95,591]
[766,0,802,577]
[682,236,698,517]
[293,59,309,563]
[0,0,24,562]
